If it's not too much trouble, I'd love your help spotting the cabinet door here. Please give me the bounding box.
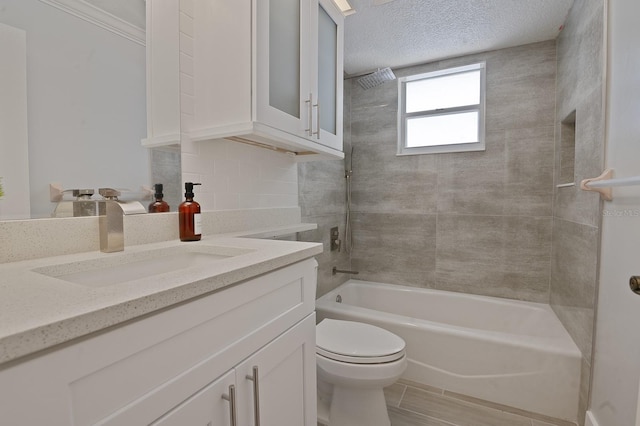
[151,370,236,426]
[256,0,313,139]
[236,314,317,426]
[311,0,344,151]
[143,0,181,147]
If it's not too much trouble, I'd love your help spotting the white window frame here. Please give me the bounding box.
[397,62,486,156]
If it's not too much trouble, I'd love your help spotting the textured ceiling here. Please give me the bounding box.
[344,0,574,75]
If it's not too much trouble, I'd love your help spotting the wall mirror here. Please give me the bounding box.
[0,0,181,220]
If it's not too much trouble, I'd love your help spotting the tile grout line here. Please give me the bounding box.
[398,382,575,426]
[397,384,408,408]
[390,405,460,426]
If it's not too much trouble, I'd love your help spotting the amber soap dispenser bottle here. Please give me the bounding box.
[148,183,170,213]
[179,182,202,241]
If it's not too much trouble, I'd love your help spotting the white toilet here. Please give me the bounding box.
[316,319,407,426]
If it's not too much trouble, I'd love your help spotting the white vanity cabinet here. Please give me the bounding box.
[153,317,316,426]
[143,0,344,159]
[0,258,318,426]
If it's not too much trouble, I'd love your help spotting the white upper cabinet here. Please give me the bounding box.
[144,0,345,160]
[143,0,181,148]
[312,0,344,151]
[255,0,312,140]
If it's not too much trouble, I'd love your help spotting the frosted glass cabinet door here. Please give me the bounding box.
[256,0,312,138]
[314,0,343,151]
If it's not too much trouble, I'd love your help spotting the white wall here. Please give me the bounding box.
[181,138,298,211]
[0,0,149,218]
[0,23,31,219]
[589,0,640,424]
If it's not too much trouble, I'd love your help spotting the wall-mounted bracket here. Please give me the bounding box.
[580,169,613,201]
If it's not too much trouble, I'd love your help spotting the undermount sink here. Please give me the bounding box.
[33,245,255,287]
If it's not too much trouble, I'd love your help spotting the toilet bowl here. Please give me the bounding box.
[316,319,407,426]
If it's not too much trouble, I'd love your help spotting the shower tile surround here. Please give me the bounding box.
[551,0,606,423]
[348,40,558,302]
[302,4,605,421]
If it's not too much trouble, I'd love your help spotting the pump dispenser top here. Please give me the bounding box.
[184,182,201,198]
[179,182,202,241]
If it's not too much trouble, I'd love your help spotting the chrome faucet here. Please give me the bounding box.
[98,188,146,253]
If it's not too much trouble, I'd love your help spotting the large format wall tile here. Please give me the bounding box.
[436,215,552,302]
[348,41,557,302]
[299,159,347,217]
[504,126,555,217]
[351,212,437,288]
[551,3,605,424]
[550,219,599,363]
[436,129,507,216]
[352,148,438,215]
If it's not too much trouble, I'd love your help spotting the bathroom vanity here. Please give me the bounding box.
[0,236,321,425]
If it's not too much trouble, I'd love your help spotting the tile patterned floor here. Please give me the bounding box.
[319,379,578,426]
[384,380,578,426]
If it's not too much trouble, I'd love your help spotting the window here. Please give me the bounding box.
[398,63,486,155]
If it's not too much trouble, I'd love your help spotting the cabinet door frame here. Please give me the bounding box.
[310,0,344,151]
[150,370,236,426]
[236,314,317,426]
[255,0,313,139]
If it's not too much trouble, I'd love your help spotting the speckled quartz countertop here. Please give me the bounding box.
[0,235,322,366]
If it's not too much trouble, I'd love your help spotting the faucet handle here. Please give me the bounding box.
[99,188,121,199]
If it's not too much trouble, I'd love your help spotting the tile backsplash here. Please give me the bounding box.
[181,139,299,211]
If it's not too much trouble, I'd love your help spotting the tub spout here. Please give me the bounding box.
[332,267,359,276]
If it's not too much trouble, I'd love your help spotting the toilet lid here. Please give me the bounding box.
[316,319,406,364]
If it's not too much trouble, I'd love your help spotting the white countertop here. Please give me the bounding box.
[0,235,322,366]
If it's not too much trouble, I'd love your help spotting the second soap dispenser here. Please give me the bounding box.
[149,183,170,213]
[179,182,202,241]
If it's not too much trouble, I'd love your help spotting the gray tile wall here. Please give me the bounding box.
[297,83,352,297]
[349,40,557,303]
[551,1,606,424]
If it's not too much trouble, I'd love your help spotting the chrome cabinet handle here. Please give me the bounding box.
[221,384,238,426]
[305,94,313,136]
[246,366,261,426]
[313,102,320,139]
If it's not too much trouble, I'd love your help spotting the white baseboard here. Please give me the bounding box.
[585,411,599,426]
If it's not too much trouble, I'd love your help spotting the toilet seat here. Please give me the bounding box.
[316,319,406,364]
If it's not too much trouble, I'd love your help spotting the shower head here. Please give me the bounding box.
[357,67,396,90]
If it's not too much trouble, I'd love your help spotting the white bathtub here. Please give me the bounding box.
[315,280,581,422]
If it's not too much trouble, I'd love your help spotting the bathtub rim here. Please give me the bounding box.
[316,279,581,358]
